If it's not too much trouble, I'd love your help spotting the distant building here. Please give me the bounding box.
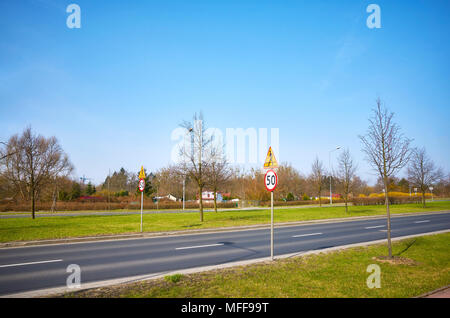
[197,191,231,203]
[154,194,178,202]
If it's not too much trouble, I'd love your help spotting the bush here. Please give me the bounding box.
[260,198,346,207]
[353,196,422,206]
[0,200,238,212]
[164,274,183,283]
[286,193,295,201]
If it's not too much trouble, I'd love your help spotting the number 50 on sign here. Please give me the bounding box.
[264,169,278,192]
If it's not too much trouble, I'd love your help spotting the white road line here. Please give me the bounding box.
[175,243,224,250]
[0,259,63,269]
[414,220,430,224]
[292,232,322,238]
[365,225,385,229]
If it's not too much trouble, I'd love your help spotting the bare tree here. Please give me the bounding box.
[205,141,231,213]
[178,113,212,222]
[359,98,412,258]
[311,156,326,207]
[1,127,73,219]
[335,149,357,213]
[407,147,443,207]
[0,141,18,161]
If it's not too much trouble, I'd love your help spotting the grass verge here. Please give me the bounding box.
[62,232,450,298]
[0,201,449,243]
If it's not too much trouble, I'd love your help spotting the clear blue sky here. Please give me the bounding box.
[1,0,449,185]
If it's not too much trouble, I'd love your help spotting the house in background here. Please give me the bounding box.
[197,191,231,203]
[153,194,178,202]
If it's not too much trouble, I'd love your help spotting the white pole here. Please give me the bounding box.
[271,190,274,261]
[140,191,143,233]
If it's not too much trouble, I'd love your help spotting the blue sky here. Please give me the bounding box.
[1,0,449,185]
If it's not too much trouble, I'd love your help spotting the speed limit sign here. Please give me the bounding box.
[138,179,145,192]
[264,169,278,192]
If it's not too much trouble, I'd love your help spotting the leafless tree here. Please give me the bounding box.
[205,141,231,212]
[1,127,73,219]
[407,147,443,207]
[359,98,412,258]
[178,113,212,222]
[310,156,326,207]
[335,149,357,213]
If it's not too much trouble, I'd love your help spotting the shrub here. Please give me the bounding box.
[353,196,422,206]
[286,193,295,201]
[164,274,183,283]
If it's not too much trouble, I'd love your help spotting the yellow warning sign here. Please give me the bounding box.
[263,147,278,169]
[139,166,146,179]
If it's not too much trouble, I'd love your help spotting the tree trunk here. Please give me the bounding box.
[384,180,392,259]
[345,195,348,213]
[51,183,57,213]
[422,191,426,208]
[198,185,204,222]
[31,187,35,220]
[213,190,217,213]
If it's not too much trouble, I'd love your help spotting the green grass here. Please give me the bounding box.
[63,232,450,298]
[1,201,449,243]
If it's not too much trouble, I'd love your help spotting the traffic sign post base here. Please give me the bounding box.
[271,191,274,261]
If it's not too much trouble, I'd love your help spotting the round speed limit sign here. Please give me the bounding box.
[138,179,145,192]
[264,169,278,192]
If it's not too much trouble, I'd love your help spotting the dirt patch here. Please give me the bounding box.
[372,256,418,265]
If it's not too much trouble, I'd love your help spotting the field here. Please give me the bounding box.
[63,232,450,298]
[0,201,449,242]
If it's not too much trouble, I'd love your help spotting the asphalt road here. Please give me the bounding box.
[0,211,449,296]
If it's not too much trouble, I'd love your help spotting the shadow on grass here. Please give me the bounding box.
[182,224,202,228]
[394,239,417,256]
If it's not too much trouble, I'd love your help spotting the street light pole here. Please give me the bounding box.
[182,127,194,211]
[329,146,341,205]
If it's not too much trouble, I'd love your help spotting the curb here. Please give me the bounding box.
[1,210,449,249]
[4,229,449,298]
[415,285,450,298]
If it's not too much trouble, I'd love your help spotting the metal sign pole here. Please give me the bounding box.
[271,190,274,261]
[140,191,143,233]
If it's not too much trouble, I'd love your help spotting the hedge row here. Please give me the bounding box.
[352,196,422,206]
[0,201,237,212]
[260,198,346,207]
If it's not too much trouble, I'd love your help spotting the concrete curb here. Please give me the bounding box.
[3,229,450,298]
[1,210,449,249]
[415,284,450,298]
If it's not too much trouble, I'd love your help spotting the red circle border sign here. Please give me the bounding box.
[138,178,145,192]
[264,169,278,192]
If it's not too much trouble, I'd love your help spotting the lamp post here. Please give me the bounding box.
[182,127,194,211]
[429,186,434,202]
[329,146,341,205]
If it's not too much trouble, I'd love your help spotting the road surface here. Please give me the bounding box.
[0,211,449,296]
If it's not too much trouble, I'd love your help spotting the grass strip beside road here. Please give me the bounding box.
[0,201,449,243]
[63,232,450,298]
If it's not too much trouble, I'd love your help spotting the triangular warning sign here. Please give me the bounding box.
[263,147,278,169]
[139,166,146,179]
